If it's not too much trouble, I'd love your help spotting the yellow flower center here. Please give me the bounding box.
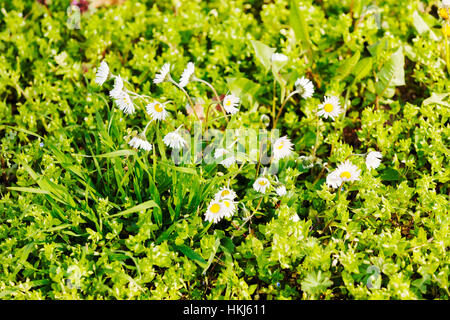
[223,201,230,208]
[258,180,267,186]
[225,100,231,106]
[276,142,284,150]
[221,190,230,197]
[154,103,163,112]
[340,171,351,179]
[324,103,334,113]
[439,8,449,20]
[210,203,221,214]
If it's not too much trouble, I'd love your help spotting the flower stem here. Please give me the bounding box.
[273,90,299,129]
[195,78,229,123]
[168,78,200,121]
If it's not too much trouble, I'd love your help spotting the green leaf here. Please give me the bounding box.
[352,57,373,82]
[375,47,405,96]
[412,10,438,41]
[250,40,276,72]
[333,51,360,81]
[422,93,450,107]
[301,270,333,297]
[107,200,160,219]
[380,168,402,181]
[173,244,206,267]
[289,0,311,53]
[7,187,50,194]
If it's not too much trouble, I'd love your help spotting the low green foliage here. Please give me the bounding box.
[0,0,449,300]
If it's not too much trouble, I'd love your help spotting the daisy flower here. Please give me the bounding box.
[222,94,240,114]
[128,135,153,151]
[335,160,361,184]
[179,62,195,87]
[295,77,314,99]
[273,136,293,161]
[163,127,186,149]
[253,177,271,194]
[146,101,170,121]
[443,0,450,7]
[204,199,226,224]
[95,61,109,86]
[275,185,287,197]
[214,148,229,159]
[114,91,135,114]
[326,170,342,189]
[153,63,171,84]
[215,187,237,201]
[271,53,288,62]
[109,75,124,99]
[221,199,237,218]
[366,151,382,171]
[220,156,236,168]
[317,96,342,120]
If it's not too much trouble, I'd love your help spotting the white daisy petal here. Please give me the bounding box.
[214,148,229,159]
[128,136,153,151]
[109,75,124,99]
[335,160,361,183]
[271,53,288,62]
[253,177,271,194]
[179,62,195,87]
[221,199,237,218]
[214,187,237,201]
[146,101,170,121]
[154,63,171,84]
[163,129,186,149]
[295,77,314,99]
[273,136,293,161]
[366,151,382,171]
[326,170,342,189]
[204,199,227,223]
[275,185,287,197]
[114,91,135,114]
[220,156,236,168]
[317,96,342,120]
[95,61,109,86]
[222,94,240,114]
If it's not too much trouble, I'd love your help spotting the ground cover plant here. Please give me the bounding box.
[0,0,449,300]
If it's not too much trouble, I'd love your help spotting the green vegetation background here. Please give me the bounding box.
[0,0,449,299]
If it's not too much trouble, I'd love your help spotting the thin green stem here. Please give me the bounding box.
[273,90,299,129]
[195,78,229,123]
[168,78,200,121]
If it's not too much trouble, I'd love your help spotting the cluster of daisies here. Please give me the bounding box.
[95,60,242,154]
[326,151,382,189]
[95,56,383,225]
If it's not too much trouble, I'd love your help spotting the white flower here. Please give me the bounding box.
[214,148,229,159]
[275,185,287,197]
[326,170,342,189]
[273,136,293,161]
[146,101,170,121]
[222,94,240,114]
[95,61,109,86]
[295,77,314,99]
[114,91,135,114]
[215,187,237,201]
[128,136,153,151]
[253,177,271,194]
[366,151,382,171]
[290,214,300,222]
[220,156,236,168]
[154,63,171,84]
[335,160,361,183]
[179,62,195,87]
[317,96,342,120]
[109,75,124,99]
[271,53,288,62]
[443,0,450,8]
[221,199,237,218]
[205,199,227,223]
[163,127,186,149]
